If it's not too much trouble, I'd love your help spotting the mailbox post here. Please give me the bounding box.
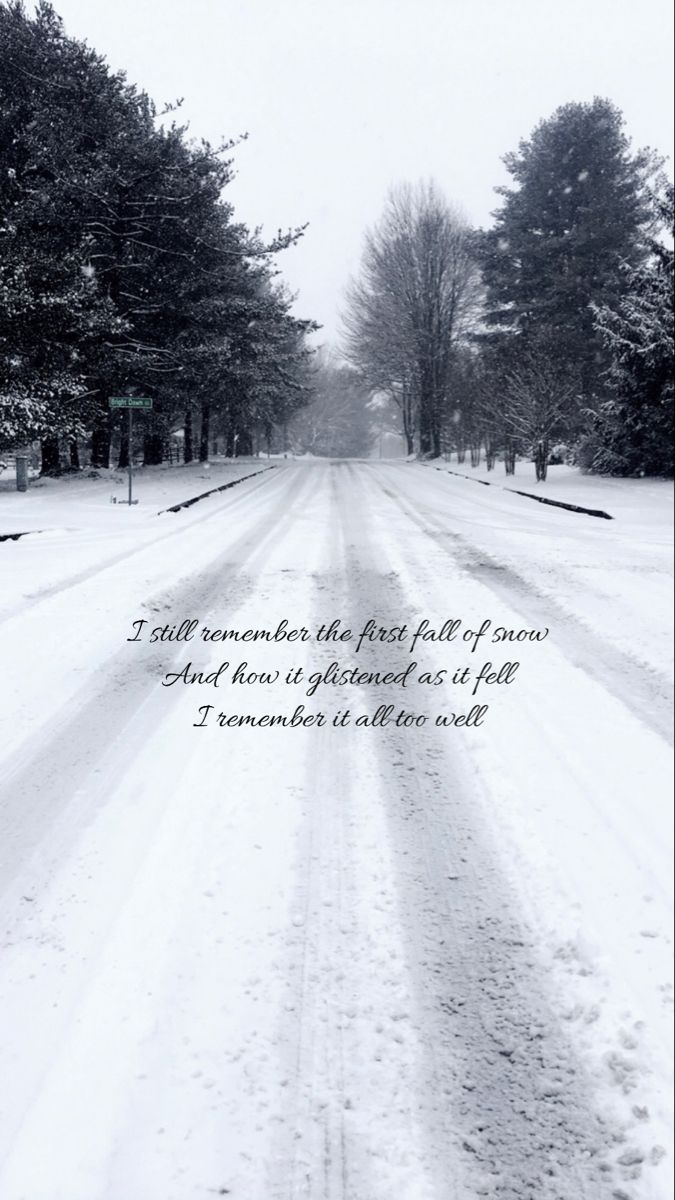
[15,455,29,492]
[109,397,153,505]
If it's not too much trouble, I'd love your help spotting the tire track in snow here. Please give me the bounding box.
[366,464,673,745]
[0,465,314,899]
[354,462,672,1197]
[0,460,667,1199]
[279,466,439,1200]
[332,462,624,1200]
[0,467,337,1199]
[285,727,349,1200]
[0,464,286,626]
[284,474,350,1200]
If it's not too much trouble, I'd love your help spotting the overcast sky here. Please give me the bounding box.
[54,0,674,345]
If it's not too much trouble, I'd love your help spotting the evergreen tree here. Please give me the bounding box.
[0,1,315,469]
[481,98,659,406]
[590,180,674,476]
[0,1,122,461]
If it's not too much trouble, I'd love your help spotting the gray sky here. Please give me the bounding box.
[54,0,674,344]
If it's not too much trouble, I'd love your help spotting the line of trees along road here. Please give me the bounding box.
[0,1,316,472]
[1,5,672,478]
[343,99,673,478]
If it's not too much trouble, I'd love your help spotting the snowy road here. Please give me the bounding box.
[0,461,672,1200]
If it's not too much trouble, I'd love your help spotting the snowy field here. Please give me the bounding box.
[0,458,275,620]
[0,459,672,1200]
[0,456,274,529]
[429,457,672,520]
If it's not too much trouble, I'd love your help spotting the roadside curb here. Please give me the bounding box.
[432,466,614,520]
[0,530,43,543]
[157,465,277,514]
[0,466,278,541]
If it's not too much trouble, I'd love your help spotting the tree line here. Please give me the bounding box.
[1,5,672,478]
[343,98,673,478]
[0,1,316,472]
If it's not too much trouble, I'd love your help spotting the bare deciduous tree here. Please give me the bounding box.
[501,341,580,480]
[342,181,482,456]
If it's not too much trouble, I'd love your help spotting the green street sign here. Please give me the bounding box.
[109,397,153,505]
[109,396,153,409]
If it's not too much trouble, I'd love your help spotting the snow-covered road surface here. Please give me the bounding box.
[0,460,672,1200]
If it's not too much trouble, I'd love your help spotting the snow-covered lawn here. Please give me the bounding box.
[418,460,673,684]
[0,455,274,529]
[0,457,276,620]
[430,457,673,523]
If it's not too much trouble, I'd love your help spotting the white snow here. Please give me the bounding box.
[0,458,671,1200]
[0,458,276,620]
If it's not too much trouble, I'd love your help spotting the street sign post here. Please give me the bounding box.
[109,397,153,505]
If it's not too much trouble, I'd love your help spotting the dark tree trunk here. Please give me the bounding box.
[184,409,194,464]
[456,443,466,464]
[535,438,549,481]
[485,434,496,471]
[225,425,236,458]
[237,428,253,457]
[143,432,164,466]
[91,417,111,469]
[419,408,432,456]
[69,438,80,470]
[470,444,481,467]
[429,397,441,458]
[504,437,517,475]
[402,391,416,457]
[418,368,435,456]
[40,435,61,476]
[199,400,210,462]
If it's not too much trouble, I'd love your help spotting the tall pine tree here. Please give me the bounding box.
[481,98,659,407]
[0,1,315,469]
[590,180,674,475]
